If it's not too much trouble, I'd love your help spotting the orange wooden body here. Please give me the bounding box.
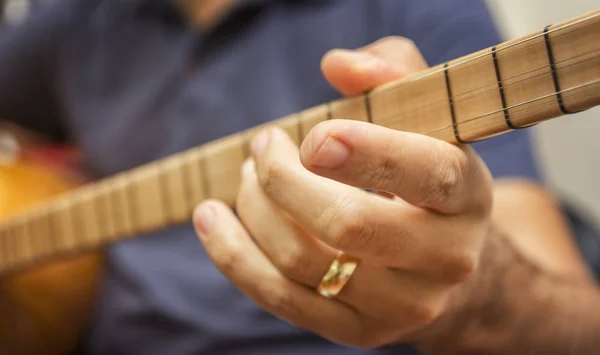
[0,136,102,355]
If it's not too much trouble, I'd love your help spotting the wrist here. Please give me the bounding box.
[415,226,600,354]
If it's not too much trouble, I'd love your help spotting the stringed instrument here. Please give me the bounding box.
[0,9,599,355]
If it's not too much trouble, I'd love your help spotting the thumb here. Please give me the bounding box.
[321,37,428,97]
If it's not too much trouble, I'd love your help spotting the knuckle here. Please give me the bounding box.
[383,36,418,52]
[321,198,374,250]
[371,153,402,192]
[423,149,466,205]
[440,252,478,284]
[258,159,287,197]
[215,247,245,277]
[259,283,300,317]
[349,326,385,349]
[276,245,313,283]
[409,299,444,327]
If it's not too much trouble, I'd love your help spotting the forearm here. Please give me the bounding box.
[418,180,600,354]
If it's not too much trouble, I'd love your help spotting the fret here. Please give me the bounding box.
[13,216,29,266]
[54,196,78,251]
[124,174,140,233]
[38,210,54,258]
[42,210,56,257]
[183,148,208,210]
[241,131,251,159]
[364,93,373,123]
[113,175,135,237]
[157,163,174,223]
[105,178,128,238]
[496,31,561,128]
[491,45,514,129]
[46,206,60,254]
[162,157,191,223]
[74,189,102,247]
[129,165,167,232]
[369,64,453,140]
[103,183,120,241]
[27,210,45,261]
[22,212,36,262]
[296,111,304,143]
[70,194,88,249]
[546,18,600,113]
[46,204,63,256]
[330,96,369,121]
[275,114,302,145]
[95,183,115,241]
[244,120,272,148]
[543,25,569,114]
[443,63,465,143]
[299,104,329,139]
[446,47,507,142]
[202,134,246,205]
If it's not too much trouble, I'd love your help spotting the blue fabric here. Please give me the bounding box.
[0,0,544,354]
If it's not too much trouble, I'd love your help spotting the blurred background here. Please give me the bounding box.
[1,0,599,227]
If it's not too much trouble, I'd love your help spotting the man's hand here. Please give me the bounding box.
[192,38,600,353]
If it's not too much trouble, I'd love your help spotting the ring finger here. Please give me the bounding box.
[237,159,444,327]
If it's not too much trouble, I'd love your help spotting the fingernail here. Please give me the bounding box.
[251,130,269,157]
[241,158,255,176]
[311,135,351,169]
[341,50,386,70]
[251,127,287,157]
[194,204,216,237]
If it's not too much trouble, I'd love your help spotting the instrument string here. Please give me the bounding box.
[369,10,600,99]
[374,51,599,129]
[373,48,600,126]
[422,78,600,138]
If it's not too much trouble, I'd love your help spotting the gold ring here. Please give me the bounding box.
[316,252,359,298]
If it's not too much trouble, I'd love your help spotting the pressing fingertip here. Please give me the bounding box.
[193,202,217,238]
[241,158,255,177]
[251,126,289,158]
[300,121,352,170]
[323,49,385,71]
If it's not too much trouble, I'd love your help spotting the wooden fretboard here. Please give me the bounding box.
[1,9,600,275]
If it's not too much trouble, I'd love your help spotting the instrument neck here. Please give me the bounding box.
[1,9,599,275]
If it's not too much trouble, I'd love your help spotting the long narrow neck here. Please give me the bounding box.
[1,10,599,276]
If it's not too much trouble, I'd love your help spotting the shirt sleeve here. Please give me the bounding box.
[0,0,77,142]
[390,0,542,181]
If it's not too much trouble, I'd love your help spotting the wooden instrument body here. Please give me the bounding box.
[0,135,102,355]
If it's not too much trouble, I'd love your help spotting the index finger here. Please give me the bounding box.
[299,120,493,215]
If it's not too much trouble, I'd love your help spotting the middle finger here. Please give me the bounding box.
[249,127,483,276]
[237,159,448,327]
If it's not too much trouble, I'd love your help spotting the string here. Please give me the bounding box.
[374,51,599,129]
[369,10,600,99]
[374,48,600,126]
[423,78,600,138]
[433,86,598,142]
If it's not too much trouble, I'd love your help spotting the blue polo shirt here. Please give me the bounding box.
[0,0,542,354]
